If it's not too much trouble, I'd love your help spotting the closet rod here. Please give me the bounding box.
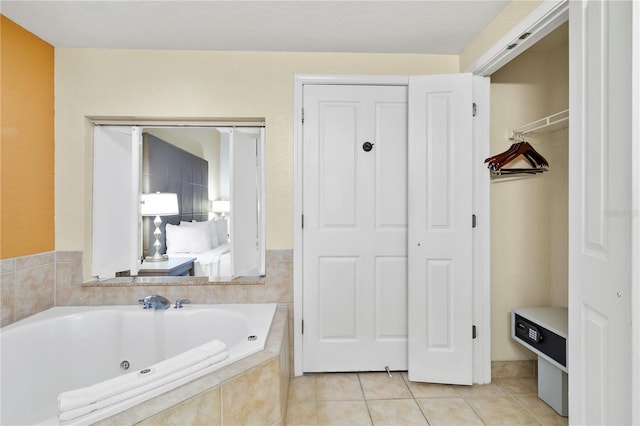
[510,109,569,140]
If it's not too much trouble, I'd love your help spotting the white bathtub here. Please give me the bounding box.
[0,303,277,426]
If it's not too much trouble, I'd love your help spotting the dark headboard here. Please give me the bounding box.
[142,133,209,257]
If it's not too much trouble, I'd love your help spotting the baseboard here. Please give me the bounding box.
[491,360,537,378]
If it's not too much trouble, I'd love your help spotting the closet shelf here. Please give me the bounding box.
[511,109,568,139]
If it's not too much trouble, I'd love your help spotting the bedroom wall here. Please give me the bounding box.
[53,48,458,278]
[0,15,54,259]
[489,24,568,361]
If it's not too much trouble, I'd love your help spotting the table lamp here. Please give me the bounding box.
[141,192,179,262]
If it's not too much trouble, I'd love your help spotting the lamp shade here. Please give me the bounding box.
[141,192,179,216]
[211,199,230,214]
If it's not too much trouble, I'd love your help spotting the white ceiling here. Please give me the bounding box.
[1,1,510,54]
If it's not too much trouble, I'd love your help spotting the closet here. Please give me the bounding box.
[488,23,569,364]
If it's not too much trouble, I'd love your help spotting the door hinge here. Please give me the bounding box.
[472,325,477,339]
[472,103,477,117]
[472,214,477,228]
[302,319,304,334]
[301,108,304,124]
[301,214,304,229]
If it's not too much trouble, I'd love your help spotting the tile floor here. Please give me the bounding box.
[285,372,568,425]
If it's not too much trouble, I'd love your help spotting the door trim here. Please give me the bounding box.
[471,76,491,384]
[633,4,640,423]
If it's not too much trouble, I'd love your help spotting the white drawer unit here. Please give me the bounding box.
[511,307,568,417]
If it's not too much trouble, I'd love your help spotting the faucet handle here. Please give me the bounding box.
[174,299,191,309]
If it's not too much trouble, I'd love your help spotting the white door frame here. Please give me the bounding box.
[632,3,640,423]
[293,74,491,383]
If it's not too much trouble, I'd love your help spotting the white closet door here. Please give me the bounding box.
[302,84,408,372]
[92,126,141,279]
[407,74,474,385]
[568,1,633,423]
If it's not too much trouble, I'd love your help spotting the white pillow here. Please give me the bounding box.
[165,223,212,254]
[215,218,228,244]
[181,220,219,248]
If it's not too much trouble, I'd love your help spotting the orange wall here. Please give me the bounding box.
[1,15,54,258]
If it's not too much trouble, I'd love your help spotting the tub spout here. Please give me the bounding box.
[174,299,191,309]
[138,295,170,310]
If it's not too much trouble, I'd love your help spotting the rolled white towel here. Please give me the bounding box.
[58,339,227,414]
[58,350,228,423]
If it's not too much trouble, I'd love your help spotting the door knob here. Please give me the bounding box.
[363,141,374,152]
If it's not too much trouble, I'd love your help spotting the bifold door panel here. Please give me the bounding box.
[302,85,409,372]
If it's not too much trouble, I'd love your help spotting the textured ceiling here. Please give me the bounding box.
[1,1,510,54]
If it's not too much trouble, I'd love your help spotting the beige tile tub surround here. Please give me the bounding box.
[135,387,221,426]
[1,249,293,328]
[1,252,56,326]
[95,304,289,426]
[65,249,293,306]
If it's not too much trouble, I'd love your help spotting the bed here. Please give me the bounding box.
[165,218,232,279]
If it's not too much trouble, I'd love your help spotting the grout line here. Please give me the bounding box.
[400,372,432,424]
[510,393,566,426]
[506,395,543,424]
[509,394,540,422]
[461,398,488,426]
[356,373,376,426]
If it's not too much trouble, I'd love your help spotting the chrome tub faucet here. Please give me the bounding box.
[138,295,170,310]
[174,299,191,309]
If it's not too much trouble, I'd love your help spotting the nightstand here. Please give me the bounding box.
[137,257,196,277]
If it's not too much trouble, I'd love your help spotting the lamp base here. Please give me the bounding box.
[145,254,169,262]
[145,215,168,262]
